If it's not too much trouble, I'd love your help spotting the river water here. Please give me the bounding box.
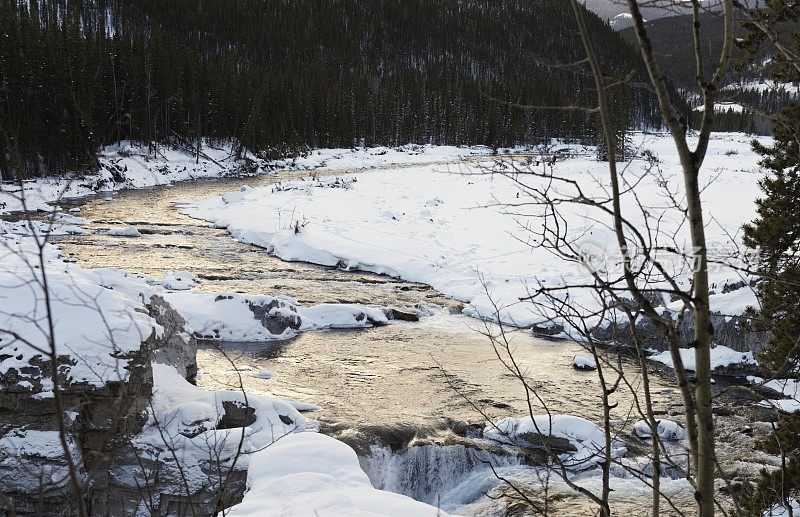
[50,165,768,515]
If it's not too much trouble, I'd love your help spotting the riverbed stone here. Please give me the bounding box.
[383,307,421,322]
[240,295,302,335]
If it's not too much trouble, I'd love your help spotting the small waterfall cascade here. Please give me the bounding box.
[359,440,523,510]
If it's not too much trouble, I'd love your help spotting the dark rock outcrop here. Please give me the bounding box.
[0,323,157,515]
[383,307,421,322]
[595,310,769,358]
[588,283,770,366]
[243,296,302,335]
[150,295,198,382]
[0,296,249,516]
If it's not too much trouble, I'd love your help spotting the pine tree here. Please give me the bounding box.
[739,1,800,513]
[595,75,632,161]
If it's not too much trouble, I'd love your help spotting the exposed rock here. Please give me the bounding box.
[383,307,420,322]
[0,429,86,516]
[582,281,769,359]
[218,400,257,429]
[150,295,197,382]
[87,444,248,516]
[241,295,302,335]
[512,431,577,454]
[593,309,770,357]
[721,280,747,294]
[531,323,564,338]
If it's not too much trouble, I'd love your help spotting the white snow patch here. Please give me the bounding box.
[0,428,77,460]
[484,415,626,469]
[226,432,457,517]
[573,353,597,370]
[765,500,800,517]
[105,225,141,237]
[157,271,201,291]
[648,345,755,371]
[633,419,687,441]
[164,292,388,342]
[132,363,306,493]
[300,303,388,330]
[694,102,746,113]
[0,142,494,217]
[52,213,88,225]
[723,79,800,98]
[164,292,299,341]
[0,233,160,393]
[180,133,770,333]
[0,429,84,492]
[760,378,800,413]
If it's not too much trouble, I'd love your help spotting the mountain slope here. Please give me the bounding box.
[583,0,714,29]
[619,12,797,133]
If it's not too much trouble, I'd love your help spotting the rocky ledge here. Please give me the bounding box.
[0,296,272,516]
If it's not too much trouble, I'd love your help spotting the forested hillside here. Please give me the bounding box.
[620,13,743,88]
[0,0,663,179]
[619,12,799,133]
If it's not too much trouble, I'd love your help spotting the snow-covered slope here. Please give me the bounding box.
[0,226,161,394]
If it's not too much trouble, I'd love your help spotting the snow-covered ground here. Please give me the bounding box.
[763,378,800,413]
[723,79,800,98]
[181,132,769,340]
[695,101,746,113]
[0,224,162,395]
[0,134,787,514]
[649,345,756,372]
[633,419,687,441]
[0,141,497,216]
[749,376,800,414]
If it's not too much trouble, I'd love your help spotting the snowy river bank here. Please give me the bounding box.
[1,137,792,515]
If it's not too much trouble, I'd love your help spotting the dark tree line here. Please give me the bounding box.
[0,0,662,179]
[619,12,748,89]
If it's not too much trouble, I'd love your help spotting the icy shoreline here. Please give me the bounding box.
[0,141,499,216]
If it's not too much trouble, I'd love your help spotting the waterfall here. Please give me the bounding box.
[359,442,523,511]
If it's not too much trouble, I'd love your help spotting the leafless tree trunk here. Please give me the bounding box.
[460,1,741,513]
[620,2,735,514]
